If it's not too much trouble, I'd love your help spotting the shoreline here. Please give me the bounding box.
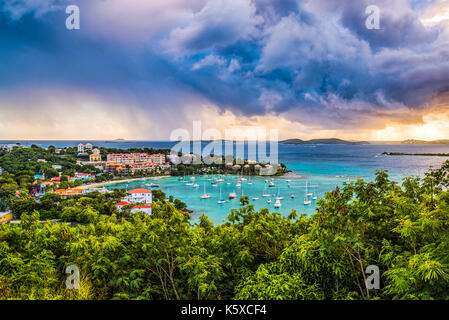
[79,176,171,190]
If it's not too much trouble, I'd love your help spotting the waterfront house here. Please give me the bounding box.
[125,188,152,204]
[116,200,152,215]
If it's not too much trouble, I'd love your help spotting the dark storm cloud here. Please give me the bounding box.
[0,0,448,130]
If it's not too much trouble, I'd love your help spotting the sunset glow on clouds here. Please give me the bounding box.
[0,0,449,141]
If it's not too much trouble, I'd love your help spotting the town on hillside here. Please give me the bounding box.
[0,142,287,223]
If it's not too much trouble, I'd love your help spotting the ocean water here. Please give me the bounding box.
[3,140,448,225]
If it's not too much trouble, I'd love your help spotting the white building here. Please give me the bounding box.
[92,148,100,154]
[125,188,152,204]
[78,143,93,153]
[116,188,152,215]
[0,166,3,176]
[0,144,13,152]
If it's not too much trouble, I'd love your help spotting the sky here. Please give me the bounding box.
[0,0,449,141]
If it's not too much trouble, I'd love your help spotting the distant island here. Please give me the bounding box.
[383,152,449,157]
[400,139,449,144]
[280,138,369,145]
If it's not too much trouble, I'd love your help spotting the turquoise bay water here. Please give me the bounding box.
[3,140,448,225]
[106,175,333,224]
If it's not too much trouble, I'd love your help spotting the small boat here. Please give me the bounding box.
[185,182,194,186]
[274,199,281,208]
[190,177,196,181]
[146,183,160,188]
[268,181,275,187]
[229,192,237,199]
[305,181,313,196]
[312,185,318,200]
[216,178,224,182]
[252,197,259,200]
[193,184,199,188]
[291,194,295,198]
[262,185,271,197]
[275,187,284,200]
[267,199,272,204]
[236,183,241,188]
[226,182,231,185]
[178,177,184,181]
[200,184,211,199]
[217,188,226,204]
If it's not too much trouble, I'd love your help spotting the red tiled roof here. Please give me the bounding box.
[116,201,130,206]
[127,188,152,194]
[133,205,152,208]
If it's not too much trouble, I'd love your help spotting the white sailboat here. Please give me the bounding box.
[304,181,312,204]
[306,181,313,196]
[274,199,281,208]
[200,183,211,199]
[262,184,271,197]
[275,187,284,200]
[217,187,226,204]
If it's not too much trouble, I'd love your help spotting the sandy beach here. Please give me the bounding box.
[79,176,171,190]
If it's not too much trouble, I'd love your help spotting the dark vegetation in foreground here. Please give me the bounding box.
[2,161,449,300]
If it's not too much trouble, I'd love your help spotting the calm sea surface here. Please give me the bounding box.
[3,140,448,224]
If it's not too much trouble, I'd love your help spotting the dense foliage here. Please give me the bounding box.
[1,161,449,300]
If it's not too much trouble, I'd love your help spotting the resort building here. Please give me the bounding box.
[0,166,3,176]
[77,143,93,153]
[89,153,102,162]
[105,162,159,174]
[52,164,62,171]
[105,153,167,174]
[92,148,100,154]
[106,153,151,163]
[149,153,166,165]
